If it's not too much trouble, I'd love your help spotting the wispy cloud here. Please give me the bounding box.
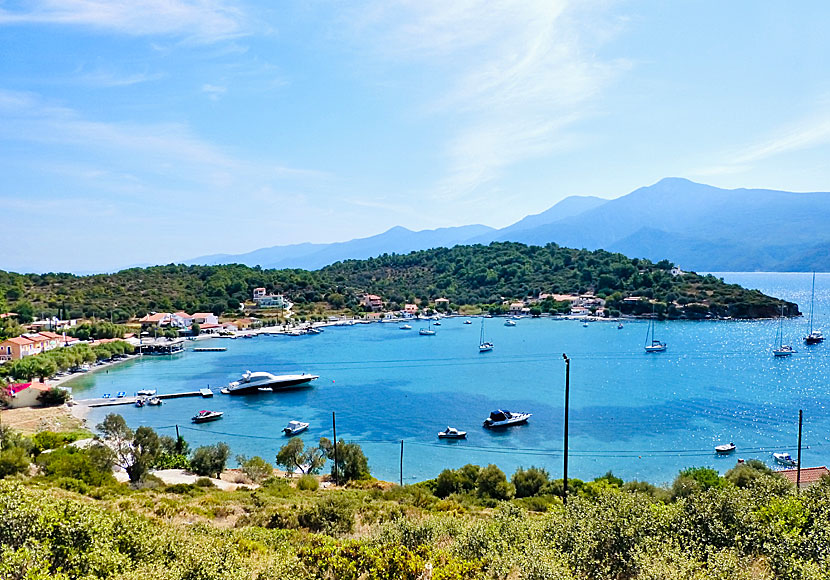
[202,83,227,100]
[341,0,625,199]
[695,108,830,177]
[0,0,247,43]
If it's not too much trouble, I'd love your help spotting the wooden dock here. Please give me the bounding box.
[193,347,227,352]
[81,389,212,407]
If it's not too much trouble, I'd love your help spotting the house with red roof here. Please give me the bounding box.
[779,466,830,489]
[1,382,54,408]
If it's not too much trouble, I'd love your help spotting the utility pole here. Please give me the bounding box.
[332,411,338,487]
[562,353,570,506]
[400,440,404,487]
[797,409,803,492]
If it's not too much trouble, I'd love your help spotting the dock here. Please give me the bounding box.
[80,389,214,407]
[193,347,227,352]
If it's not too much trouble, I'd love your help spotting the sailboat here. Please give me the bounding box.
[804,272,824,345]
[419,320,436,336]
[773,304,796,357]
[644,304,667,353]
[479,319,493,352]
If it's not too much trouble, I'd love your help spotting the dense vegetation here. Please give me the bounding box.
[0,341,134,382]
[1,414,829,579]
[0,243,796,327]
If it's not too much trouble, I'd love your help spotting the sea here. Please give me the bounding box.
[66,272,830,486]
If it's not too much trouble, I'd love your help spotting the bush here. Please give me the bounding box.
[297,474,319,491]
[190,442,230,478]
[298,495,356,535]
[0,447,29,478]
[195,477,217,488]
[37,446,115,487]
[36,387,70,407]
[512,466,550,498]
[476,464,514,501]
[237,455,273,483]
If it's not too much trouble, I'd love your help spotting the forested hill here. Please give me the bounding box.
[0,243,797,323]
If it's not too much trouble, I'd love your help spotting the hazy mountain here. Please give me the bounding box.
[187,224,496,270]
[185,178,830,272]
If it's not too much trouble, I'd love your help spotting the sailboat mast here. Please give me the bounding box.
[810,272,816,334]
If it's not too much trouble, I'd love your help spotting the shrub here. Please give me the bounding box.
[36,387,70,407]
[477,464,514,501]
[298,495,356,535]
[237,455,273,483]
[195,477,217,488]
[190,442,230,478]
[297,474,319,491]
[0,446,29,479]
[512,466,550,498]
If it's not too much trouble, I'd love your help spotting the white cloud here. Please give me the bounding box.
[339,0,625,200]
[0,0,247,43]
[202,83,228,100]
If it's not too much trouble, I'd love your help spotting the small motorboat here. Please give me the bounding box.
[147,397,162,406]
[283,420,309,436]
[192,410,224,423]
[137,389,157,396]
[135,398,145,408]
[617,322,624,329]
[438,426,467,439]
[715,442,736,454]
[582,321,589,327]
[116,391,126,398]
[483,409,531,429]
[400,324,412,330]
[773,452,798,466]
[102,393,111,399]
[220,388,230,394]
[464,320,472,325]
[504,320,517,327]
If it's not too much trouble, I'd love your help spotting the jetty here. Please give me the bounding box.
[79,389,213,407]
[193,347,227,352]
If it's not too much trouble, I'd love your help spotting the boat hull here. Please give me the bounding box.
[438,432,467,439]
[227,375,318,394]
[192,413,223,423]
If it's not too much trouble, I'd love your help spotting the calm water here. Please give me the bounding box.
[68,272,830,485]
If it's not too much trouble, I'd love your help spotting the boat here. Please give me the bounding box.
[135,398,145,408]
[226,370,319,394]
[101,393,111,399]
[582,321,589,327]
[773,452,797,466]
[804,272,824,344]
[504,319,516,327]
[438,426,467,439]
[399,324,412,330]
[464,320,472,325]
[116,391,126,398]
[715,442,736,454]
[483,409,531,429]
[283,420,309,436]
[433,320,441,326]
[136,389,157,396]
[147,397,162,406]
[644,305,667,352]
[419,321,436,336]
[773,304,796,357]
[617,322,624,329]
[192,410,223,423]
[479,319,493,353]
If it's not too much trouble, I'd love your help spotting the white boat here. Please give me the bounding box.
[617,322,624,329]
[419,321,436,336]
[433,320,441,326]
[283,420,309,436]
[399,324,412,330]
[136,389,157,396]
[715,442,736,454]
[773,303,796,356]
[479,318,493,353]
[192,410,223,423]
[464,320,472,325]
[804,273,824,345]
[226,370,319,394]
[147,397,162,406]
[582,321,589,327]
[483,409,531,429]
[644,305,667,352]
[773,452,797,466]
[504,319,516,327]
[438,426,467,439]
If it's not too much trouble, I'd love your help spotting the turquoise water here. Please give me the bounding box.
[68,273,830,485]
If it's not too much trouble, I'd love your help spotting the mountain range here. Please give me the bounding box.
[187,178,830,272]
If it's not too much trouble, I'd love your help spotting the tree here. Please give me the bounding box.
[37,387,69,407]
[0,446,29,478]
[95,413,159,484]
[319,438,369,482]
[512,466,550,498]
[190,442,230,478]
[236,455,273,483]
[276,438,326,475]
[477,464,514,500]
[191,322,201,336]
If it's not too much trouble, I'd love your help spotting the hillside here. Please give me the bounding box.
[0,243,797,326]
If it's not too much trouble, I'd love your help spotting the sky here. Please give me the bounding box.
[1,1,829,273]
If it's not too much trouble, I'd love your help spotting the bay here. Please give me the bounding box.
[67,272,830,486]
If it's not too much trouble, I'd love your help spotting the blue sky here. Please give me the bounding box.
[1,1,829,273]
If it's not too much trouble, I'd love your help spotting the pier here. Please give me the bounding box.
[79,389,213,407]
[193,347,227,352]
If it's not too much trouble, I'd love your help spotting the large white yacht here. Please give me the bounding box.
[225,370,319,394]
